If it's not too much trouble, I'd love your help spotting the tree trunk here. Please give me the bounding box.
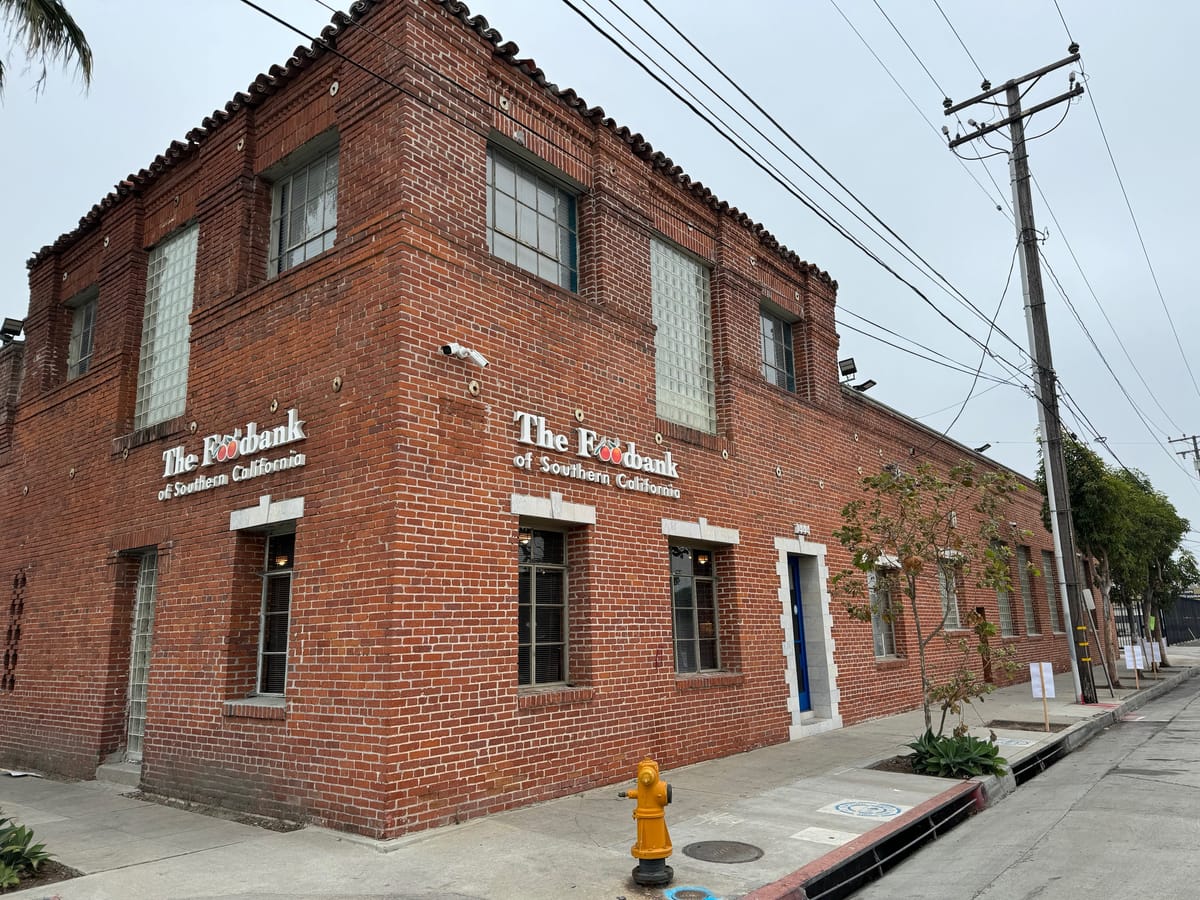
[1097,552,1122,687]
[909,576,932,732]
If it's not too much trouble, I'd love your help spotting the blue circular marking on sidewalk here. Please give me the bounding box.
[833,800,903,818]
[664,888,718,900]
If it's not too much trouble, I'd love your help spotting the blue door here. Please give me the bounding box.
[788,556,812,712]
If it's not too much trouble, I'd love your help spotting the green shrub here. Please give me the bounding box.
[0,816,52,878]
[907,729,1008,778]
[0,860,21,890]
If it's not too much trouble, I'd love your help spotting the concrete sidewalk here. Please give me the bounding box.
[3,649,1197,900]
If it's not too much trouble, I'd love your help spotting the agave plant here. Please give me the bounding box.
[907,729,1008,778]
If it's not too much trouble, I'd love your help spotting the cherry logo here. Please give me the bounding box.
[595,438,623,464]
[214,437,239,463]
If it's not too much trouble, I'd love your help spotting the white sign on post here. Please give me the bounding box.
[1030,662,1055,699]
[1151,641,1162,665]
[1124,644,1145,669]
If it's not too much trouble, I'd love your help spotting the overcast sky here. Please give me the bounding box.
[3,1,1198,549]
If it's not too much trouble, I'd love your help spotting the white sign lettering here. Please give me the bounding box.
[512,411,681,499]
[157,409,308,502]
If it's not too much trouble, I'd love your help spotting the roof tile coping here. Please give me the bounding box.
[28,0,834,288]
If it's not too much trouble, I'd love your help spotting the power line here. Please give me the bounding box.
[930,0,987,83]
[826,0,1013,219]
[1047,5,1200,405]
[1032,177,1181,433]
[613,0,1027,359]
[551,0,1037,386]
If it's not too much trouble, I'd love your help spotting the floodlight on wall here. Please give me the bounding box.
[838,357,857,380]
[0,318,23,344]
[852,379,877,392]
[973,443,992,453]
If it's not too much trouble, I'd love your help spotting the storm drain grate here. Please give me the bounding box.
[682,840,764,863]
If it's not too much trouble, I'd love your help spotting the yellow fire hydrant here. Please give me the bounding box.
[619,758,674,886]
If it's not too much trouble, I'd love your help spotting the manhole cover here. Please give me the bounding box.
[682,840,764,863]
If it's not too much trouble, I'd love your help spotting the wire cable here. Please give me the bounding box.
[931,0,988,83]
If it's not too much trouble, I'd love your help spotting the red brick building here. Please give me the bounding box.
[0,0,1073,837]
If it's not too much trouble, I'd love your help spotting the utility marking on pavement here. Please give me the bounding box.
[791,825,860,846]
[664,888,719,900]
[692,811,744,827]
[819,799,910,820]
[1121,714,1146,721]
[993,737,1037,747]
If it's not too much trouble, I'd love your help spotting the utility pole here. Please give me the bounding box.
[945,48,1097,704]
[1168,435,1200,478]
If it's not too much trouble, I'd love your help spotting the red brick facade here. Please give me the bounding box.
[0,0,1074,837]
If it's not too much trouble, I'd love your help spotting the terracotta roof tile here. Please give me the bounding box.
[29,0,833,286]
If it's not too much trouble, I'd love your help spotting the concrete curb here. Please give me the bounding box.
[744,665,1200,900]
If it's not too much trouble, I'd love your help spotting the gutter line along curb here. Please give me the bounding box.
[746,665,1199,900]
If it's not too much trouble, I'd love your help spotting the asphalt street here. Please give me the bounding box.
[853,674,1200,899]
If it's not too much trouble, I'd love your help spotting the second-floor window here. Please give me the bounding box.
[269,143,339,276]
[760,307,795,391]
[652,239,715,432]
[66,288,97,380]
[487,147,578,291]
[134,225,198,430]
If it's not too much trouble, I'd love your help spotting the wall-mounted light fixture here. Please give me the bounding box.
[838,357,857,380]
[973,443,992,453]
[852,379,877,392]
[440,342,489,368]
[0,318,23,344]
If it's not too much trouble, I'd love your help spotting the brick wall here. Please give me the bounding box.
[0,0,1074,837]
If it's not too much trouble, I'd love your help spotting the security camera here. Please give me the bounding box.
[440,342,489,368]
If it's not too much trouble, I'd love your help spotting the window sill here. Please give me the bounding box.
[874,656,906,669]
[517,685,595,710]
[674,671,744,692]
[112,416,187,457]
[223,697,285,720]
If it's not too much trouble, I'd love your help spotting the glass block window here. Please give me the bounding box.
[258,533,295,695]
[938,564,961,630]
[125,551,158,763]
[66,288,97,380]
[270,145,339,276]
[487,148,578,291]
[518,528,567,686]
[1016,546,1039,634]
[1042,550,1063,632]
[996,586,1016,636]
[671,546,719,673]
[761,308,795,391]
[134,225,198,430]
[652,240,715,432]
[869,571,896,658]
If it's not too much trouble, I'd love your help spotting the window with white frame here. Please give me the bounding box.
[869,570,897,657]
[258,532,295,695]
[517,527,567,686]
[652,239,715,432]
[1041,550,1063,632]
[760,307,795,392]
[670,545,719,672]
[133,225,198,430]
[1016,546,1039,634]
[269,142,339,276]
[487,147,578,291]
[938,563,961,630]
[66,287,97,380]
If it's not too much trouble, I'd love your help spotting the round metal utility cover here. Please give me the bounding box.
[682,840,764,863]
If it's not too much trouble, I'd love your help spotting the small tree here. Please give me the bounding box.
[832,461,1023,731]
